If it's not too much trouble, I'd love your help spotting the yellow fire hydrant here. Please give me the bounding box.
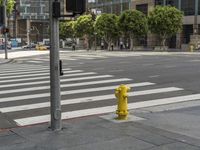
[115,84,131,120]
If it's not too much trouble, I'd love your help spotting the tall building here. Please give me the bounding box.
[11,0,50,44]
[88,0,200,50]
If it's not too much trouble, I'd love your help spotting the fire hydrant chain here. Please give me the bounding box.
[115,84,130,120]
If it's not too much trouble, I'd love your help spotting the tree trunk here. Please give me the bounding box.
[108,41,111,51]
[162,38,166,47]
[85,35,90,50]
[130,37,134,51]
[161,37,167,51]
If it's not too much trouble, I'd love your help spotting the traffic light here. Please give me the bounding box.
[0,6,4,25]
[66,0,86,15]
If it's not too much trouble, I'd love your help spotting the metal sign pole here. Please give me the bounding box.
[3,0,8,59]
[49,0,62,131]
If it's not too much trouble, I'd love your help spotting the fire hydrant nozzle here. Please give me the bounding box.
[115,84,130,120]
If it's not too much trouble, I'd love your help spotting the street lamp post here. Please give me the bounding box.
[194,0,199,35]
[3,0,8,59]
[49,0,62,131]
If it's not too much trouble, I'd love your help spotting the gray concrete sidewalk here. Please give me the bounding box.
[1,101,200,150]
[0,59,13,64]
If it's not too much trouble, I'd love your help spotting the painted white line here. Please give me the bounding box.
[0,75,113,88]
[27,61,44,63]
[0,72,97,84]
[0,67,51,74]
[149,75,160,78]
[0,70,83,79]
[1,86,186,113]
[0,68,71,76]
[72,54,106,58]
[60,57,77,60]
[0,65,49,72]
[0,82,156,103]
[72,57,95,60]
[0,78,132,95]
[15,92,200,126]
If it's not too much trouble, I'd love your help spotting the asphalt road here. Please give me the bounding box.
[1,51,200,129]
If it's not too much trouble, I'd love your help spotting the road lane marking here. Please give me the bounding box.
[0,70,83,79]
[15,92,200,126]
[0,82,156,103]
[0,72,96,84]
[0,78,132,95]
[0,67,51,74]
[1,86,188,113]
[0,68,71,76]
[0,75,113,88]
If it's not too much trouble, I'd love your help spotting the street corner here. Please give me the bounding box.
[0,112,18,130]
[0,59,14,65]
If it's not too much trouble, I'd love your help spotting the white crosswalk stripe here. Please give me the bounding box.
[0,70,82,79]
[0,75,113,88]
[0,68,71,76]
[15,94,200,126]
[0,64,199,127]
[0,72,97,84]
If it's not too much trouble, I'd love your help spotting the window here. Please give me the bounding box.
[181,0,195,16]
[155,0,163,6]
[136,4,148,15]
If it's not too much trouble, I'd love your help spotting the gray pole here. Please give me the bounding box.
[194,0,199,35]
[3,0,8,59]
[49,0,62,131]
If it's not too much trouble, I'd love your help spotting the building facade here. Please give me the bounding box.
[88,0,200,49]
[7,0,50,45]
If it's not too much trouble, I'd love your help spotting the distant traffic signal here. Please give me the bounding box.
[66,0,86,15]
[0,6,4,25]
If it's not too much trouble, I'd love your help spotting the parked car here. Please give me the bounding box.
[22,43,36,49]
[36,44,48,51]
[0,44,11,50]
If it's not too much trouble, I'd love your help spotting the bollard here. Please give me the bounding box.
[115,84,130,120]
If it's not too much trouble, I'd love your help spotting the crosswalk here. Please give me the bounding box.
[0,63,200,127]
[15,51,143,64]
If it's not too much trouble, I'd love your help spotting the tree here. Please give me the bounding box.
[148,6,183,48]
[59,21,75,40]
[74,14,94,50]
[118,10,148,50]
[0,0,15,14]
[95,13,119,50]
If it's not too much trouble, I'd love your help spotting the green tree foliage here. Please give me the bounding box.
[119,10,148,50]
[74,14,94,49]
[59,21,75,40]
[95,13,119,50]
[148,6,183,47]
[0,0,15,14]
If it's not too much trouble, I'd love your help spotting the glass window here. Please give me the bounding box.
[166,0,179,8]
[155,0,164,6]
[182,25,193,44]
[112,3,121,15]
[181,0,195,16]
[136,4,148,15]
[122,2,129,11]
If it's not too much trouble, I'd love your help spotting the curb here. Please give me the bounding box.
[0,59,15,65]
